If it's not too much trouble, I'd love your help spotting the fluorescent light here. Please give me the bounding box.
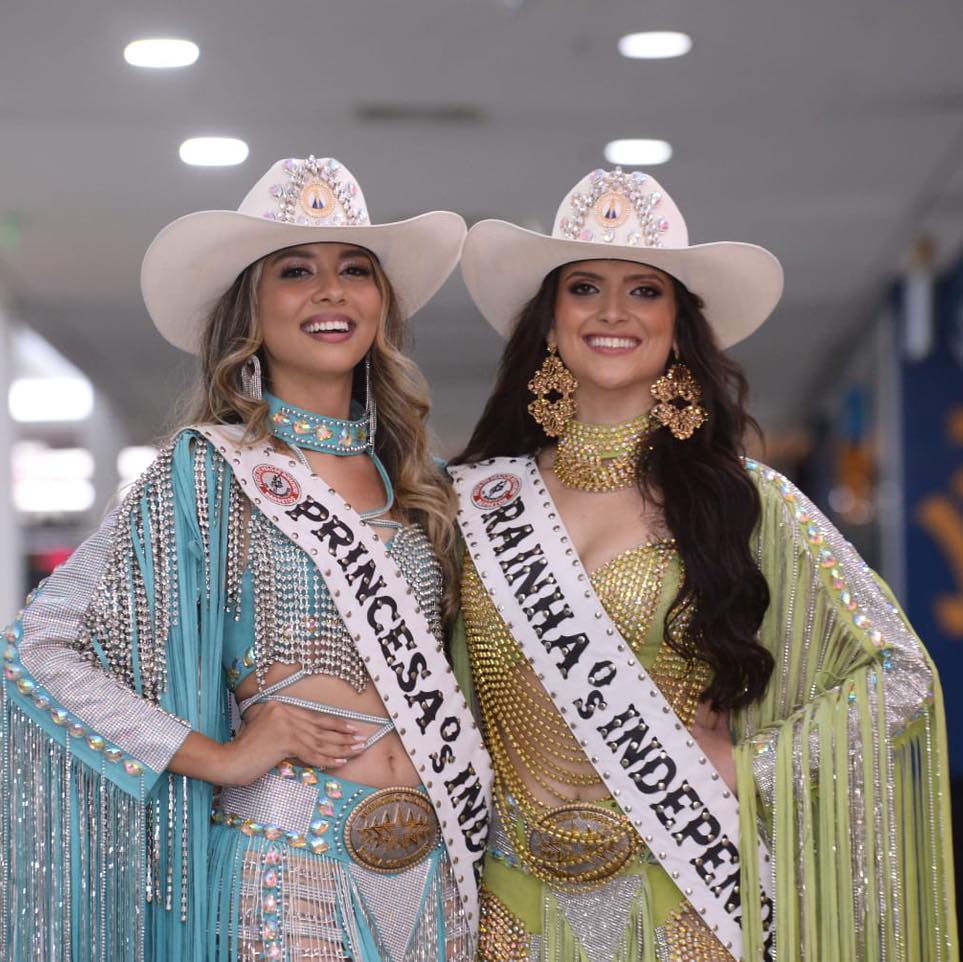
[604,139,673,166]
[179,137,249,167]
[13,327,86,378]
[13,443,95,514]
[15,480,96,514]
[13,445,95,480]
[124,38,199,69]
[9,377,94,422]
[618,31,692,60]
[117,446,158,492]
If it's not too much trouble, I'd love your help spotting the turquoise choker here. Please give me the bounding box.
[265,391,399,528]
[266,392,372,456]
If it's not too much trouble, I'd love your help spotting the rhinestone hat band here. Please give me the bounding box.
[262,156,369,227]
[555,167,672,248]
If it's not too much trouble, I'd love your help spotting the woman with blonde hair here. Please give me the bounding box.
[1,155,491,961]
[449,167,955,961]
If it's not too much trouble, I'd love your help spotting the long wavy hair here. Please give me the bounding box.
[178,248,460,620]
[454,266,773,710]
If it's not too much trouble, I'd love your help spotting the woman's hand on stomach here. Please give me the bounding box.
[169,700,363,787]
[223,700,365,785]
[235,664,422,789]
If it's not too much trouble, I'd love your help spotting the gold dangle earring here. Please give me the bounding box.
[650,352,707,440]
[528,340,578,438]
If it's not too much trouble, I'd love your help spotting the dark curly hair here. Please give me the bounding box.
[453,266,773,711]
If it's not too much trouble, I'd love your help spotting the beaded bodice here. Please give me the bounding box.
[461,540,712,824]
[223,496,444,693]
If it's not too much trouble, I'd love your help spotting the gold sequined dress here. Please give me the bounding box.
[451,460,956,962]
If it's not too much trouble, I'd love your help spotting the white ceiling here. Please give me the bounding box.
[2,0,962,451]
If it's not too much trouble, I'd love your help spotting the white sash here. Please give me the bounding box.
[449,456,774,961]
[200,426,492,936]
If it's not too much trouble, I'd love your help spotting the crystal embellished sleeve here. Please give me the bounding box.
[730,461,955,961]
[3,436,208,794]
[2,431,233,958]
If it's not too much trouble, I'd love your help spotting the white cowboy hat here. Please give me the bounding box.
[142,155,466,354]
[461,167,783,348]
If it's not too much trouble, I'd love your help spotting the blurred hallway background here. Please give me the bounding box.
[2,0,962,920]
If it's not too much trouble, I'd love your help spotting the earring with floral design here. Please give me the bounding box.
[650,353,707,440]
[528,339,578,437]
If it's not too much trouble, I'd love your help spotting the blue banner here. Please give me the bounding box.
[901,253,963,775]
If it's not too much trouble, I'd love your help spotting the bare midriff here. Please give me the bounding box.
[234,662,421,788]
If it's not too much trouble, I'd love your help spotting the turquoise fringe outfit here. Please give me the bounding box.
[1,428,469,961]
[207,768,456,960]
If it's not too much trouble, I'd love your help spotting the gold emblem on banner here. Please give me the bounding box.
[344,787,439,873]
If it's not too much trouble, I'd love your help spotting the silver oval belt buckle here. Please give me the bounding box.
[344,786,440,873]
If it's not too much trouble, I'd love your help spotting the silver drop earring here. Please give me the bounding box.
[364,354,377,449]
[241,354,263,400]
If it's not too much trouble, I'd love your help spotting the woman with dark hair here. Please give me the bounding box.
[1,155,491,961]
[448,168,955,962]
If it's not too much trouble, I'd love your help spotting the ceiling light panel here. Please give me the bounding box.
[124,38,199,68]
[604,139,673,166]
[618,32,692,60]
[179,137,249,167]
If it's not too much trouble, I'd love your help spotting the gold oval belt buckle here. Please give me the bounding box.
[528,803,640,888]
[344,787,440,873]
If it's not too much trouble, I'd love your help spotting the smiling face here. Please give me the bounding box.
[552,259,677,419]
[256,242,383,402]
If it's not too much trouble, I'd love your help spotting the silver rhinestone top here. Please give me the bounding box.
[224,484,444,694]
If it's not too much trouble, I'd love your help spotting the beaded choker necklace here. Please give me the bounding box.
[266,392,372,455]
[265,392,399,528]
[553,412,654,492]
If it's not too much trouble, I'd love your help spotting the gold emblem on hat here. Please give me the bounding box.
[593,191,630,229]
[300,179,336,220]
